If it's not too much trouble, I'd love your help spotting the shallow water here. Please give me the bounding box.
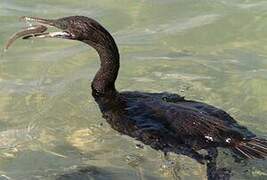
[0,0,267,179]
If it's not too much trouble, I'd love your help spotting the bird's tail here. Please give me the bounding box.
[231,137,267,159]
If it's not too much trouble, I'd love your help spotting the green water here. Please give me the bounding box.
[0,0,267,179]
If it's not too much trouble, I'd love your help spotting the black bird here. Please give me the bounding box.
[7,16,267,165]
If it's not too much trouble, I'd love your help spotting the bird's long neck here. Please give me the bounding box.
[86,30,120,98]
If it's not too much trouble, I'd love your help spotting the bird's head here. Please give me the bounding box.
[8,16,113,48]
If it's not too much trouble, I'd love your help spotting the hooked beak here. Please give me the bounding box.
[20,16,73,39]
[4,16,73,50]
[20,16,56,26]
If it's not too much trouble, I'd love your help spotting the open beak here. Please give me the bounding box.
[4,16,72,50]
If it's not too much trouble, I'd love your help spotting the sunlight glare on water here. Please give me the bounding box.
[0,0,267,179]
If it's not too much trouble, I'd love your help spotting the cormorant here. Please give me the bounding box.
[5,16,267,175]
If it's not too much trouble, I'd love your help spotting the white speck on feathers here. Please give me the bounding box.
[225,138,231,143]
[205,135,213,141]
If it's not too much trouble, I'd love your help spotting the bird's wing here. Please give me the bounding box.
[144,99,245,143]
[160,93,256,139]
[121,91,252,141]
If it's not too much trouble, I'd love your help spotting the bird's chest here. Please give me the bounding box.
[101,104,166,142]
